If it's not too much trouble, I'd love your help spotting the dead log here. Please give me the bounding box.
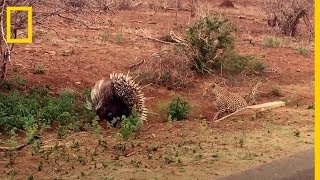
[215,101,285,122]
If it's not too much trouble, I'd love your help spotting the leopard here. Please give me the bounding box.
[204,82,248,120]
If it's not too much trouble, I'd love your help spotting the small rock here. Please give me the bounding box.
[46,51,56,56]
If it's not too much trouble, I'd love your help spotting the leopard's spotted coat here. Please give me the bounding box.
[205,83,248,120]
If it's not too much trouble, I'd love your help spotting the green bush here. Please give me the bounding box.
[222,53,266,74]
[119,108,142,140]
[185,16,265,75]
[0,87,94,133]
[297,47,309,56]
[186,16,235,74]
[270,84,282,96]
[168,96,190,121]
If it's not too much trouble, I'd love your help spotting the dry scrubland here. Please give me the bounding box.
[0,0,315,179]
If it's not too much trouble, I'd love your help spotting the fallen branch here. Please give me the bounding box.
[129,58,146,70]
[140,29,176,44]
[0,135,41,152]
[169,30,188,45]
[215,101,285,122]
[0,143,28,152]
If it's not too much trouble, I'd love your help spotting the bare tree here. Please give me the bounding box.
[0,0,113,85]
[0,0,38,84]
[262,0,314,37]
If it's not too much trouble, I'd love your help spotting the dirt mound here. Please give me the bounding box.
[219,0,235,8]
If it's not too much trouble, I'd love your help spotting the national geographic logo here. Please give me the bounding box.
[6,6,32,43]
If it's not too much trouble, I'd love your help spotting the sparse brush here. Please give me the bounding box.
[168,95,190,121]
[158,101,169,121]
[116,33,123,44]
[32,66,46,75]
[159,34,176,43]
[262,37,281,47]
[1,79,13,90]
[135,48,194,90]
[14,76,27,86]
[222,53,266,75]
[270,84,282,96]
[92,117,102,136]
[297,46,309,56]
[99,31,109,42]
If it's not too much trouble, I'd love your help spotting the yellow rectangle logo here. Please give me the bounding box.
[6,6,32,43]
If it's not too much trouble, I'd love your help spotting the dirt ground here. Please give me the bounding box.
[0,0,314,179]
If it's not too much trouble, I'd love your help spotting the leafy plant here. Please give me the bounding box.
[92,117,102,136]
[270,84,282,96]
[185,16,235,74]
[119,108,142,140]
[0,87,93,136]
[14,76,27,86]
[168,96,190,121]
[185,15,265,75]
[222,53,266,74]
[116,33,123,44]
[1,79,13,90]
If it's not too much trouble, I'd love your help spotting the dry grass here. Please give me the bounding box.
[135,48,194,90]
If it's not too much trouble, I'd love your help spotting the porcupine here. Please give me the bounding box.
[87,72,147,127]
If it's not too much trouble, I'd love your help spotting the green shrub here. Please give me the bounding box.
[14,76,27,86]
[116,33,123,44]
[119,108,142,140]
[0,87,93,133]
[185,15,265,75]
[270,84,282,96]
[1,80,14,90]
[222,53,266,74]
[168,96,190,121]
[185,16,235,74]
[297,47,309,56]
